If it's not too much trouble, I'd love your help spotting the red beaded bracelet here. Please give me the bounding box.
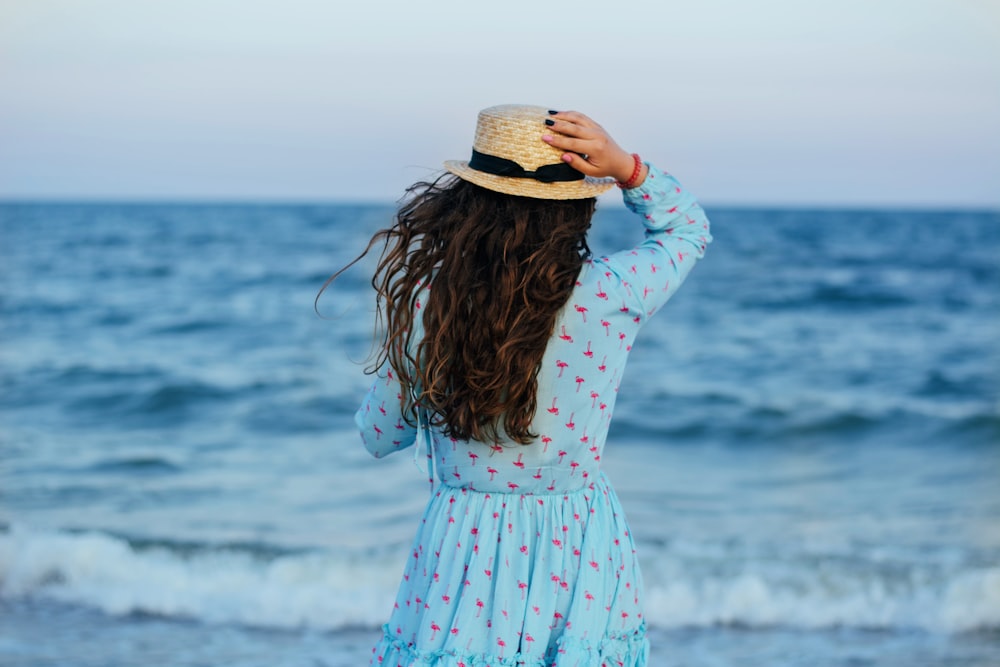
[617,153,643,189]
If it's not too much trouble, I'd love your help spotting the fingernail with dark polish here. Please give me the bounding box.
[548,110,558,115]
[544,119,555,126]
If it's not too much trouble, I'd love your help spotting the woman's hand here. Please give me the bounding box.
[542,110,647,186]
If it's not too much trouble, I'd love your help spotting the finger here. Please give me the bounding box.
[543,117,596,139]
[542,135,594,161]
[542,133,594,154]
[549,110,600,129]
[559,152,601,176]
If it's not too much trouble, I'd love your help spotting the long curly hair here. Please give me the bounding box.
[320,173,595,445]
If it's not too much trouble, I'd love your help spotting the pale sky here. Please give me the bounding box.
[1,0,998,207]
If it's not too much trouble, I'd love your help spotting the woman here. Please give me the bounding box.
[347,105,711,666]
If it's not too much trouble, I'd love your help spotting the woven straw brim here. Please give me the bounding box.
[443,104,616,200]
[444,160,615,200]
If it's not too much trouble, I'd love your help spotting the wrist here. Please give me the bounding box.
[616,153,647,189]
[612,152,637,183]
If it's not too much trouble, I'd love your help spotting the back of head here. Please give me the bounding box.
[323,104,614,444]
[378,174,596,445]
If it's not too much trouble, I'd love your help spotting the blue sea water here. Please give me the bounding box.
[1,201,998,666]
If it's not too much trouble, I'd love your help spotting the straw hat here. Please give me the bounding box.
[444,104,616,200]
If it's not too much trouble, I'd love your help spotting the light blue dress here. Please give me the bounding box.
[358,165,711,666]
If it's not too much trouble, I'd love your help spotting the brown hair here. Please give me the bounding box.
[319,173,595,445]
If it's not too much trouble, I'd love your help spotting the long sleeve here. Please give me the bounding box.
[597,163,712,321]
[355,365,418,458]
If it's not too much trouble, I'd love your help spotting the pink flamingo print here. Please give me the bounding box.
[575,376,585,392]
[650,262,658,274]
[452,467,461,480]
[507,481,519,492]
[547,481,556,491]
[552,537,562,549]
[575,304,588,322]
[555,359,568,377]
[372,425,383,439]
[565,413,575,430]
[451,627,459,637]
[524,633,535,651]
[475,598,484,617]
[619,332,626,349]
[487,467,498,481]
[558,325,573,342]
[595,283,608,300]
[547,398,559,415]
[570,460,579,475]
[541,435,552,452]
[598,356,607,372]
[378,401,386,415]
[533,468,543,480]
[643,285,653,298]
[580,429,589,444]
[585,591,594,610]
[497,638,506,659]
[468,451,478,466]
[551,573,561,594]
[601,319,611,336]
[583,341,593,358]
[429,622,441,640]
[558,450,567,463]
[512,453,525,469]
[590,390,599,407]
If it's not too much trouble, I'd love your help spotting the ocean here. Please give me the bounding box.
[1,201,998,666]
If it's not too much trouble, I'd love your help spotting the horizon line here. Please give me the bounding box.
[1,196,998,214]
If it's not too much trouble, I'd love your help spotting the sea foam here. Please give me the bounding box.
[3,525,996,634]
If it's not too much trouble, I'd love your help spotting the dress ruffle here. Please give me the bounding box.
[371,622,648,667]
[370,475,647,667]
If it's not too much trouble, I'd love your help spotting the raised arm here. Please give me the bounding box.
[603,164,711,319]
[543,110,711,320]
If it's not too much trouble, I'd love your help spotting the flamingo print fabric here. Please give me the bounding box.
[357,164,712,667]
